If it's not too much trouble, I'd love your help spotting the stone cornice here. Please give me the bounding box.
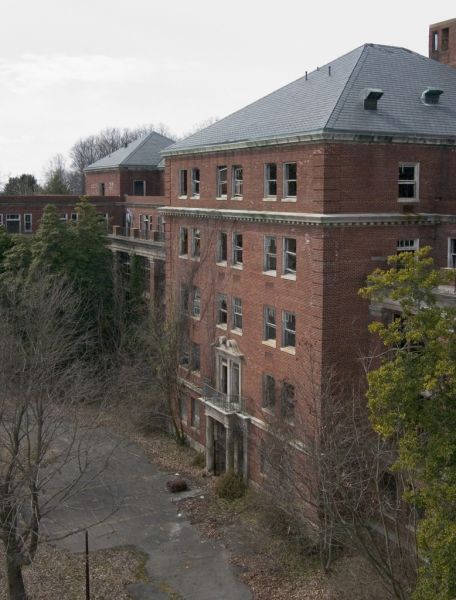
[162,130,456,158]
[159,207,456,227]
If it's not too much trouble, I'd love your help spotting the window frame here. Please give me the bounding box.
[232,165,243,199]
[216,293,228,328]
[179,226,189,257]
[263,236,277,274]
[191,168,200,198]
[262,374,276,410]
[282,310,296,351]
[398,163,419,202]
[232,297,243,332]
[264,163,277,199]
[232,233,243,267]
[216,166,228,199]
[280,381,295,421]
[448,238,456,268]
[191,343,201,372]
[192,287,201,318]
[283,162,297,199]
[180,283,189,314]
[191,228,201,259]
[263,306,277,344]
[396,239,419,254]
[133,179,146,196]
[217,231,228,264]
[283,237,297,278]
[190,397,200,428]
[24,213,33,233]
[179,169,188,197]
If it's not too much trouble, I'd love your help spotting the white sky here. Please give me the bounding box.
[0,1,454,184]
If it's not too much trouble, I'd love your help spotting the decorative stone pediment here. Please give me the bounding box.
[214,336,244,358]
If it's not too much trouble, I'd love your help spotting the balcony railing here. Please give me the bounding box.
[111,226,164,242]
[202,383,247,414]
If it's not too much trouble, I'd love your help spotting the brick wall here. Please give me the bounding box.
[85,168,165,197]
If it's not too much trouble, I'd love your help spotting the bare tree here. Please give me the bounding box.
[257,346,418,599]
[0,274,110,600]
[69,124,176,193]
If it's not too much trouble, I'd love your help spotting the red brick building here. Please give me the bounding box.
[160,37,456,486]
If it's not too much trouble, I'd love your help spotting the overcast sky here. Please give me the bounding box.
[0,1,454,184]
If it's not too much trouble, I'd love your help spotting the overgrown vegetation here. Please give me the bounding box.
[214,470,246,500]
[360,247,456,600]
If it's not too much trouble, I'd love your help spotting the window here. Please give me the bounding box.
[6,214,20,233]
[232,233,243,266]
[191,343,201,372]
[264,236,277,273]
[217,166,228,198]
[180,284,189,313]
[448,239,456,268]
[179,227,188,256]
[24,214,32,233]
[179,169,188,197]
[282,311,296,349]
[264,306,276,343]
[283,238,297,276]
[191,228,201,259]
[178,395,187,421]
[190,397,200,428]
[192,287,201,318]
[442,28,449,51]
[232,297,243,331]
[59,213,68,222]
[133,180,145,196]
[397,239,419,254]
[262,374,276,409]
[281,382,295,420]
[232,166,243,198]
[217,294,228,327]
[191,168,200,197]
[99,182,105,196]
[180,341,190,367]
[0,214,3,226]
[264,163,277,197]
[283,162,297,198]
[217,231,228,263]
[398,164,419,201]
[71,212,78,222]
[433,31,439,51]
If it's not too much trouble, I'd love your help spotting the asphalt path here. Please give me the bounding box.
[42,428,251,600]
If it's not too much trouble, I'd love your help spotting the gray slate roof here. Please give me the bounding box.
[165,44,456,154]
[85,131,175,171]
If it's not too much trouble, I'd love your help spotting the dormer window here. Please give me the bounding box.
[421,88,443,105]
[362,88,383,110]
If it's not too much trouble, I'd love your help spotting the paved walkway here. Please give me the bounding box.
[42,429,251,600]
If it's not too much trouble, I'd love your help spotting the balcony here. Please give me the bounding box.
[108,226,165,260]
[201,383,247,415]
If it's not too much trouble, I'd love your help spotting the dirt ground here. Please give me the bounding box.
[0,544,146,600]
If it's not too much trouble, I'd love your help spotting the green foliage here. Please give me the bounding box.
[360,247,456,599]
[0,227,13,265]
[3,173,40,195]
[42,170,70,194]
[215,470,246,500]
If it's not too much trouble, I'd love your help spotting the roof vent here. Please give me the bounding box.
[421,87,443,105]
[362,88,384,110]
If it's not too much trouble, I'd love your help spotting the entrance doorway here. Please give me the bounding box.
[213,421,226,475]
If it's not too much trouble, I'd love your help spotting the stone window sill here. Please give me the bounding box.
[231,328,243,336]
[216,323,228,331]
[280,346,296,355]
[231,264,243,270]
[216,261,228,267]
[262,339,276,348]
[263,270,277,278]
[281,273,296,281]
[282,197,297,203]
[262,197,277,202]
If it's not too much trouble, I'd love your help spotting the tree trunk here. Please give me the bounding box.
[6,557,28,600]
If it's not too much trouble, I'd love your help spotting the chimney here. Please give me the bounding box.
[429,18,456,68]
